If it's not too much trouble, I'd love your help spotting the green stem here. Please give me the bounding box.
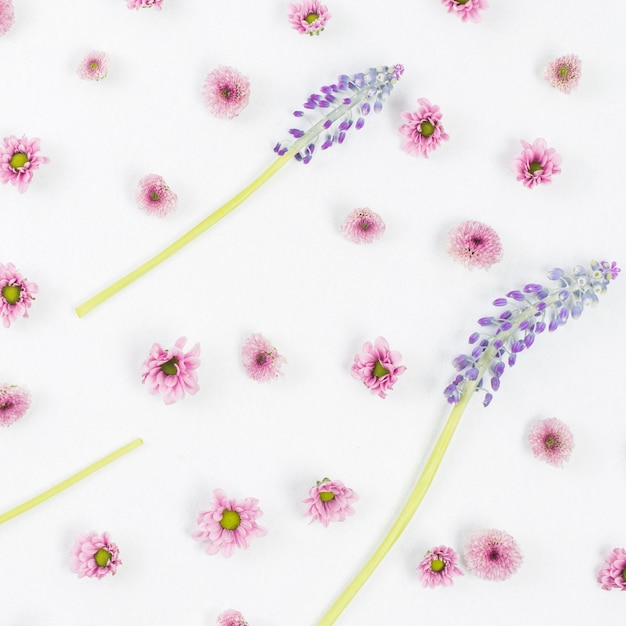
[0,438,143,525]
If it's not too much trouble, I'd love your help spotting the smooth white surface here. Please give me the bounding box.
[1,1,625,625]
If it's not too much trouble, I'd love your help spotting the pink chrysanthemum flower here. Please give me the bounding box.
[399,98,449,158]
[141,336,200,404]
[0,0,14,36]
[0,135,49,193]
[544,54,582,94]
[511,138,562,188]
[417,545,464,588]
[217,609,249,626]
[77,51,108,81]
[192,489,267,557]
[528,417,574,467]
[288,0,331,36]
[351,336,406,399]
[441,0,488,23]
[464,529,523,581]
[0,384,31,427]
[136,174,177,217]
[202,66,251,120]
[598,548,626,591]
[70,531,121,579]
[447,220,502,269]
[303,478,359,527]
[0,262,38,328]
[241,333,286,382]
[126,0,162,9]
[341,208,385,244]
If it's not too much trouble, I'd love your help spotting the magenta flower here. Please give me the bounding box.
[341,208,385,244]
[127,0,162,9]
[136,174,177,217]
[202,66,250,120]
[70,531,121,579]
[141,336,200,404]
[417,545,464,588]
[217,610,249,626]
[441,0,488,22]
[598,548,626,590]
[545,54,582,94]
[511,138,561,188]
[0,135,49,193]
[288,0,330,35]
[0,262,38,328]
[464,529,522,581]
[303,478,359,527]
[399,98,449,158]
[241,333,286,382]
[447,220,502,269]
[77,51,108,81]
[0,0,14,36]
[0,384,31,427]
[351,336,406,399]
[528,417,574,467]
[192,489,267,557]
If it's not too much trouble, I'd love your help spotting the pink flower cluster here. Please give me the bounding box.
[598,548,626,590]
[511,138,561,188]
[136,173,177,217]
[127,0,162,9]
[446,220,502,269]
[399,98,449,158]
[0,384,31,426]
[0,135,49,193]
[202,66,250,120]
[0,0,14,36]
[0,262,38,328]
[464,529,522,581]
[77,51,108,81]
[528,417,574,467]
[70,531,121,579]
[545,54,582,94]
[303,478,358,527]
[341,208,385,244]
[241,333,286,381]
[351,336,406,398]
[441,0,488,23]
[288,0,330,35]
[217,610,249,626]
[417,545,464,588]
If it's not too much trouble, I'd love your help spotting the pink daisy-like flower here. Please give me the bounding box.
[303,478,359,527]
[464,529,523,581]
[217,609,249,626]
[351,336,406,399]
[598,548,626,591]
[441,0,488,23]
[136,174,177,217]
[511,138,562,188]
[399,98,449,158]
[77,51,108,81]
[141,336,200,404]
[341,208,385,244]
[0,0,15,36]
[446,220,502,269]
[202,66,250,120]
[126,0,162,9]
[528,417,574,467]
[241,333,286,382]
[70,531,121,579]
[544,54,582,94]
[0,262,38,328]
[192,489,267,557]
[0,135,49,193]
[288,0,330,36]
[417,545,464,588]
[0,384,31,427]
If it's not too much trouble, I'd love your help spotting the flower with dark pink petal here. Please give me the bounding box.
[464,529,522,581]
[303,478,358,527]
[77,51,108,81]
[417,545,464,588]
[0,0,14,36]
[399,98,449,158]
[0,135,49,193]
[0,384,31,426]
[341,208,385,244]
[441,0,488,22]
[447,220,502,269]
[598,548,626,590]
[511,138,561,188]
[288,0,330,35]
[202,66,250,120]
[351,336,406,399]
[70,531,121,579]
[0,262,38,328]
[217,609,249,626]
[528,417,574,467]
[127,0,162,9]
[545,54,581,94]
[136,174,177,217]
[242,333,286,382]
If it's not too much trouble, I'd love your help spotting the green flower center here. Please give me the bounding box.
[220,86,233,100]
[372,360,390,378]
[159,356,179,376]
[359,219,371,230]
[256,353,268,365]
[455,0,469,5]
[1,285,21,305]
[9,152,29,170]
[528,161,543,175]
[94,548,112,567]
[430,558,445,572]
[150,190,161,202]
[622,568,626,582]
[419,121,435,137]
[319,490,335,502]
[545,435,556,449]
[559,66,568,78]
[90,61,99,69]
[220,509,241,530]
[305,12,319,23]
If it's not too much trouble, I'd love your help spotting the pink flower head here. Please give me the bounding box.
[0,262,38,328]
[0,0,14,36]
[341,208,385,244]
[528,417,574,467]
[0,135,49,193]
[136,174,177,217]
[464,529,523,581]
[417,545,464,588]
[303,478,359,527]
[242,333,286,382]
[288,0,331,35]
[141,336,200,404]
[399,98,449,158]
[447,220,502,269]
[511,138,562,188]
[192,489,267,557]
[217,609,249,626]
[441,0,488,23]
[202,66,250,120]
[598,548,626,591]
[77,51,108,81]
[545,54,582,94]
[0,384,31,426]
[351,336,406,399]
[127,0,162,9]
[70,531,121,579]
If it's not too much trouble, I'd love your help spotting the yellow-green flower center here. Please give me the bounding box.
[622,568,626,582]
[305,12,319,23]
[90,61,99,69]
[419,121,435,137]
[545,435,556,449]
[455,0,469,5]
[319,490,335,502]
[559,66,568,78]
[150,190,161,201]
[528,161,543,175]
[430,558,445,572]
[1,285,21,305]
[220,86,233,100]
[220,509,241,530]
[94,548,112,567]
[372,360,390,378]
[160,356,179,376]
[9,152,29,170]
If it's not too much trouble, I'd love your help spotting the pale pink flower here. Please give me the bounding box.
[341,208,385,244]
[0,262,38,328]
[544,54,581,94]
[528,417,574,467]
[202,66,250,120]
[351,336,406,399]
[70,531,121,579]
[0,384,31,427]
[417,545,464,588]
[0,135,49,193]
[0,0,14,36]
[447,220,502,269]
[598,548,626,591]
[77,51,108,81]
[441,0,488,23]
[511,138,562,188]
[399,98,449,158]
[242,333,286,382]
[127,0,162,9]
[288,0,331,35]
[136,174,177,217]
[141,336,200,404]
[303,478,359,527]
[217,609,249,626]
[464,529,522,581]
[192,489,267,557]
